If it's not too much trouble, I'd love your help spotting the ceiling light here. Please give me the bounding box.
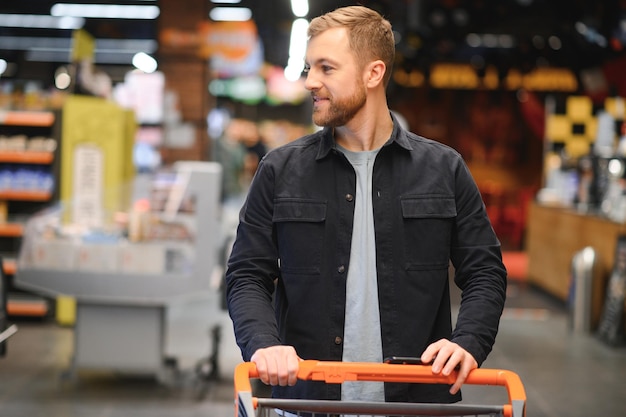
[0,36,72,50]
[0,14,84,29]
[97,39,158,53]
[55,66,72,89]
[288,18,308,59]
[132,52,158,73]
[284,18,308,81]
[209,7,252,21]
[482,34,497,48]
[548,36,562,50]
[26,49,139,64]
[393,30,402,45]
[51,3,160,19]
[466,33,481,47]
[0,36,156,54]
[452,9,468,26]
[532,35,545,49]
[210,0,242,3]
[291,0,309,18]
[1,35,157,65]
[498,34,515,48]
[284,57,304,82]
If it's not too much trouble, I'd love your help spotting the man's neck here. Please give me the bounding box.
[335,109,393,152]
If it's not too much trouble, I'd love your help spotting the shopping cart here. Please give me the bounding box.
[234,360,526,417]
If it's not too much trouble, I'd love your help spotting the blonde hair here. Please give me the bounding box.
[308,5,395,87]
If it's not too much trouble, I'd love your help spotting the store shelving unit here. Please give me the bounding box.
[0,110,55,127]
[15,162,223,380]
[1,256,19,357]
[0,110,60,318]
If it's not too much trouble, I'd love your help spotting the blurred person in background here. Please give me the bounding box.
[214,118,267,200]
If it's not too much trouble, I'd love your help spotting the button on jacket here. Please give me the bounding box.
[226,118,507,404]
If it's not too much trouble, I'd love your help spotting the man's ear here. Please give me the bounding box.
[365,60,386,88]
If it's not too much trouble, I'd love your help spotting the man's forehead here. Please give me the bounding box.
[306,28,351,60]
[309,26,349,43]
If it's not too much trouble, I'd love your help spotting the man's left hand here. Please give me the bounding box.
[420,339,478,395]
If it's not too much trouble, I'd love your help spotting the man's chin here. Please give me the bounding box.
[312,116,330,128]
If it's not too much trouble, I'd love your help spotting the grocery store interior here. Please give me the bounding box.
[1,0,626,416]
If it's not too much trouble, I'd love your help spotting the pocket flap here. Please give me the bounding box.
[401,196,456,218]
[273,199,327,222]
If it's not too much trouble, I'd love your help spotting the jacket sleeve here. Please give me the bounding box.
[225,158,282,361]
[449,156,507,366]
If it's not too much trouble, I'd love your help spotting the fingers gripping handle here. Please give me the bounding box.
[234,359,456,392]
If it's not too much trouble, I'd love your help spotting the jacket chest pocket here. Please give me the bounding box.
[401,196,456,270]
[273,199,326,275]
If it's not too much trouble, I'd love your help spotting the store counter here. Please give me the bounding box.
[526,201,626,328]
[14,161,225,380]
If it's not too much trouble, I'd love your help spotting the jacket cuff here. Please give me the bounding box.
[243,334,283,361]
[450,334,488,367]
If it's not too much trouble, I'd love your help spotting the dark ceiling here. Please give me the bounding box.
[0,0,625,86]
[272,0,626,74]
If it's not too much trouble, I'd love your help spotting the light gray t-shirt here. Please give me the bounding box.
[338,145,385,403]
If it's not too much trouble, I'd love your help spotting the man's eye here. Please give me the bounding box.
[322,65,332,72]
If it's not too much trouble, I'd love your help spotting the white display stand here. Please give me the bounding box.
[14,162,223,380]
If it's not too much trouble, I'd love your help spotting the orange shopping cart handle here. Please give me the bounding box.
[234,360,526,417]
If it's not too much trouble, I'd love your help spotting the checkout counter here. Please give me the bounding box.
[526,201,626,328]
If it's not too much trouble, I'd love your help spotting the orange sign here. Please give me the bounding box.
[160,20,259,61]
[159,28,200,49]
[198,20,258,60]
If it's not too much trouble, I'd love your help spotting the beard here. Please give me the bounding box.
[312,81,367,127]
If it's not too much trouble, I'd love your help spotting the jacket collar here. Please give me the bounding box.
[315,112,413,161]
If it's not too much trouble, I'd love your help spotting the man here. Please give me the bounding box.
[226,5,507,405]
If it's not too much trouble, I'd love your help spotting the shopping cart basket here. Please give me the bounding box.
[234,360,526,417]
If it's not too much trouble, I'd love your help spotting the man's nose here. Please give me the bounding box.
[304,72,319,91]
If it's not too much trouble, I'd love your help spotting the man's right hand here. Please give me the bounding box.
[250,345,301,386]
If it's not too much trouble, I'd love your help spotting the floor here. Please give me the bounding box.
[1,278,626,417]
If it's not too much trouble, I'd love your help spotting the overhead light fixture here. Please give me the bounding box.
[51,3,160,19]
[0,14,85,29]
[284,56,304,82]
[54,66,72,89]
[465,33,515,49]
[284,18,308,81]
[575,21,608,47]
[291,0,309,18]
[0,36,72,51]
[288,18,309,60]
[210,7,252,22]
[26,49,139,64]
[210,0,242,3]
[0,36,156,53]
[548,36,562,50]
[1,35,157,65]
[132,52,158,73]
[466,33,481,48]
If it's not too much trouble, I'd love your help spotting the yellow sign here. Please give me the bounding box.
[394,64,578,92]
[61,95,136,225]
[544,95,625,159]
[71,29,95,62]
[430,64,480,89]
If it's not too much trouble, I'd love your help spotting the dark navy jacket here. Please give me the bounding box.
[226,117,507,404]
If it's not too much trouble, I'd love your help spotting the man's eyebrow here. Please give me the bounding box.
[305,57,339,67]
